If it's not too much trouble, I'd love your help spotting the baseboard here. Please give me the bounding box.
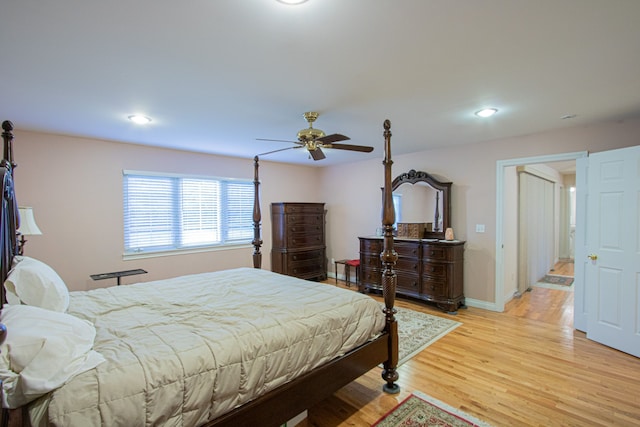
[465,297,502,312]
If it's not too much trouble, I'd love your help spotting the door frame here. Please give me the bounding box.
[494,151,588,312]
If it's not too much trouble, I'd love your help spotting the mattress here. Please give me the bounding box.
[41,267,385,426]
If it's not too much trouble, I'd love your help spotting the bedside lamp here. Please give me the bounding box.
[17,206,42,255]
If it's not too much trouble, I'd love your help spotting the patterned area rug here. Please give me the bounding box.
[391,306,461,366]
[539,274,574,286]
[373,391,493,427]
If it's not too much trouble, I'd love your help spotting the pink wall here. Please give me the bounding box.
[13,131,322,290]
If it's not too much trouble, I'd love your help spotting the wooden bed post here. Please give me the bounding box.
[1,121,19,305]
[380,119,400,394]
[252,156,262,269]
[2,120,16,176]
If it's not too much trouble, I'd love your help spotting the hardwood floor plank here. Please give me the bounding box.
[302,279,640,427]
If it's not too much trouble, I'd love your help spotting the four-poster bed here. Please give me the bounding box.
[0,119,399,426]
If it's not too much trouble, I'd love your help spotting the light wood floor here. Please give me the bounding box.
[549,259,574,277]
[302,266,640,427]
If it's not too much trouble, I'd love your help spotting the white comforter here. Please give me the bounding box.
[44,268,385,426]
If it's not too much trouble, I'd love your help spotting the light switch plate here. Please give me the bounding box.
[476,224,485,233]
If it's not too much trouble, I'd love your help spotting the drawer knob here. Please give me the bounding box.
[430,267,435,272]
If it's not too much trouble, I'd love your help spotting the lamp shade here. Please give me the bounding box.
[18,207,42,236]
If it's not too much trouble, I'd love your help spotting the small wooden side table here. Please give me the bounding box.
[90,269,147,286]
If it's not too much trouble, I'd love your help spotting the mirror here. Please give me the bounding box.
[392,169,452,240]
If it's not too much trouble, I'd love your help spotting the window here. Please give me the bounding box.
[123,171,254,256]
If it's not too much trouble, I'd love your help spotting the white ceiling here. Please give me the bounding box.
[2,1,640,167]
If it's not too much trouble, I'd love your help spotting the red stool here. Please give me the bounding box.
[334,259,361,287]
[345,259,360,287]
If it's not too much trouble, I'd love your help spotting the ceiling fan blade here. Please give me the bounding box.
[256,138,302,145]
[324,143,374,153]
[315,133,350,144]
[258,146,303,156]
[309,147,326,161]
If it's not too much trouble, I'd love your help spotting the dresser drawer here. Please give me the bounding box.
[422,262,447,279]
[396,257,419,273]
[421,278,446,298]
[290,263,325,278]
[287,249,324,263]
[288,233,324,247]
[283,204,324,214]
[286,214,324,226]
[395,241,420,258]
[397,271,420,293]
[289,223,323,234]
[360,238,383,253]
[422,245,448,261]
[361,254,381,268]
[361,266,382,286]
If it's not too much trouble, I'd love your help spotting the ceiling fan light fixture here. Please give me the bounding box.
[128,115,152,124]
[475,108,498,118]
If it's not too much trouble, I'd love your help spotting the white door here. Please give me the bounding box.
[585,145,640,357]
[573,156,588,332]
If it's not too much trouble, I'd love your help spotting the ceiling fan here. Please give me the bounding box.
[257,112,374,161]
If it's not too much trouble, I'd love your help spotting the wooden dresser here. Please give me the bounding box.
[271,203,327,281]
[359,236,465,313]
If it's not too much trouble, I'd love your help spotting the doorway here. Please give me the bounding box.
[517,163,576,297]
[494,151,587,313]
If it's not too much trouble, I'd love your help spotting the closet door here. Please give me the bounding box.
[518,171,555,294]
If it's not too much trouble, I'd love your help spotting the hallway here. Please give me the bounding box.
[510,260,575,327]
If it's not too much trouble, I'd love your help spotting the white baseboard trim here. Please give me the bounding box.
[465,297,502,312]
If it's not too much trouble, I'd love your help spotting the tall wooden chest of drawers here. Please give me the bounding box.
[359,236,465,313]
[271,203,327,281]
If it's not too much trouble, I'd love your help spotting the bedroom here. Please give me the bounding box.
[2,1,640,426]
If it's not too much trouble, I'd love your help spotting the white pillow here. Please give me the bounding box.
[0,304,105,408]
[4,256,70,312]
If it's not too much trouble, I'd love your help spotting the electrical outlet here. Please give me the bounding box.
[475,224,485,233]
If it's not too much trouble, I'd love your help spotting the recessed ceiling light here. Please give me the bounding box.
[475,108,498,118]
[128,115,152,124]
[276,0,309,4]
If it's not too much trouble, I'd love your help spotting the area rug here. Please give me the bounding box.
[373,391,493,427]
[539,274,574,286]
[391,306,461,366]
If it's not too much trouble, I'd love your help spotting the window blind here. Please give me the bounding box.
[123,172,253,255]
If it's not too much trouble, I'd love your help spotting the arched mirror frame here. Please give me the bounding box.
[392,169,452,240]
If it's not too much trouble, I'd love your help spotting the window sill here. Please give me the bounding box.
[122,243,252,261]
